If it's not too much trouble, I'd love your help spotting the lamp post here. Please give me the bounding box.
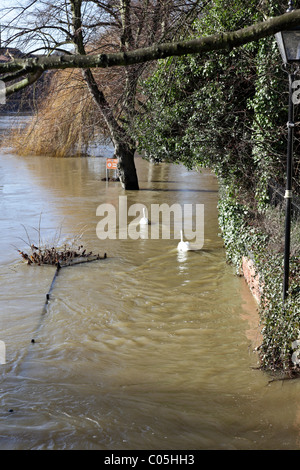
[275,0,300,302]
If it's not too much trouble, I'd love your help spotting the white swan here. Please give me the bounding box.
[0,341,6,365]
[139,208,150,225]
[177,230,190,252]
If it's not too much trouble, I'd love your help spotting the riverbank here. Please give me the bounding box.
[218,184,300,374]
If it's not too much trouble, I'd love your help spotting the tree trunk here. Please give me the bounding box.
[81,69,139,190]
[114,142,139,190]
[69,0,139,191]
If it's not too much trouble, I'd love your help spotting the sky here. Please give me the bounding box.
[0,0,26,25]
[0,1,28,48]
[0,1,46,51]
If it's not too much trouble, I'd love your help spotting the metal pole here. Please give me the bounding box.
[283,71,294,301]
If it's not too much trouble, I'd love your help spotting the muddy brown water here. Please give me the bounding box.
[1,121,300,450]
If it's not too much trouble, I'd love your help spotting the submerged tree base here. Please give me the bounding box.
[101,176,120,182]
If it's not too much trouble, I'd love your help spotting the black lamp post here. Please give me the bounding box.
[275,0,300,301]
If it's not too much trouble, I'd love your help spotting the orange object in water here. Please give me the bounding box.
[106,158,118,169]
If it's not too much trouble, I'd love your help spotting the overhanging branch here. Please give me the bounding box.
[1,10,300,84]
[5,68,44,96]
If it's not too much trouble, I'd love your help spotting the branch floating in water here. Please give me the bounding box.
[18,244,106,266]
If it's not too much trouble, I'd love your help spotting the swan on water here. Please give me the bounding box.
[177,230,190,252]
[139,208,150,225]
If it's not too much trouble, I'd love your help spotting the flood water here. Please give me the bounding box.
[1,116,300,450]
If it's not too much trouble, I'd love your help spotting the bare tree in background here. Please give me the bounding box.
[1,0,205,190]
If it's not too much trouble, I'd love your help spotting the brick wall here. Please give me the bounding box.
[241,256,263,304]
